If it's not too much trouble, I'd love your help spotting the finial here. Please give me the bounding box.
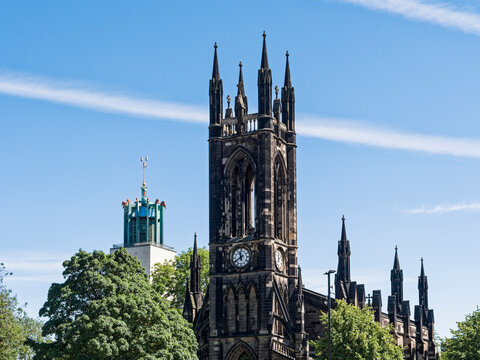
[227,95,231,108]
[212,42,220,79]
[342,215,345,222]
[263,31,266,39]
[421,257,424,263]
[275,85,279,100]
[194,232,197,240]
[395,245,398,251]
[239,61,242,69]
[140,156,148,185]
[286,50,289,57]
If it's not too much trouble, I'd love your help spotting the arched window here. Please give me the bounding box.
[273,295,284,336]
[225,149,256,238]
[237,284,247,333]
[231,166,241,238]
[225,341,257,360]
[248,286,258,332]
[274,157,287,241]
[225,287,236,334]
[245,164,255,231]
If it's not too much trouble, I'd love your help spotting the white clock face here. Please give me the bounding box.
[275,249,284,271]
[232,247,250,268]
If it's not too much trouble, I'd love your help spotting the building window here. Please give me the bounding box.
[225,287,236,334]
[248,286,258,332]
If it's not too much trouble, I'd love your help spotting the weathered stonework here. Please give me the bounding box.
[183,34,438,360]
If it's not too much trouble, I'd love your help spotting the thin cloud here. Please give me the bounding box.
[339,0,480,36]
[2,70,480,158]
[297,116,480,158]
[403,202,480,214]
[0,70,207,124]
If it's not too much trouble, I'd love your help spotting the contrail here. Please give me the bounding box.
[0,71,207,123]
[297,116,480,158]
[2,70,480,158]
[339,0,480,36]
[403,202,480,214]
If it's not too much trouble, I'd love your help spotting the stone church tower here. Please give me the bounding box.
[185,34,438,360]
[190,33,308,360]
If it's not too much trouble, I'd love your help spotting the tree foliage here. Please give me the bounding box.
[0,263,44,360]
[310,300,404,360]
[152,247,209,309]
[33,248,198,360]
[441,307,480,360]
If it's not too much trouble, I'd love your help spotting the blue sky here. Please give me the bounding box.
[1,0,480,338]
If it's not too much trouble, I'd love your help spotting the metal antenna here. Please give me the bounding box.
[140,156,148,187]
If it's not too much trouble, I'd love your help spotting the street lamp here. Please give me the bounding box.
[324,270,336,360]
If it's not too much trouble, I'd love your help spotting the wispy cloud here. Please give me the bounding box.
[403,202,480,214]
[0,70,207,124]
[2,70,480,158]
[297,116,480,158]
[2,252,66,284]
[339,0,480,36]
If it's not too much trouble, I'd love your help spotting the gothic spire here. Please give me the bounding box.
[393,246,400,271]
[238,61,244,94]
[209,42,223,136]
[257,32,272,118]
[418,258,428,309]
[284,51,292,88]
[235,62,247,121]
[260,31,269,69]
[336,215,351,285]
[297,266,303,296]
[193,232,198,256]
[190,233,201,295]
[391,246,404,306]
[340,215,347,246]
[281,50,295,134]
[212,42,220,79]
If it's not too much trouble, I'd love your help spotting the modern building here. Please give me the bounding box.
[183,34,438,360]
[111,158,176,278]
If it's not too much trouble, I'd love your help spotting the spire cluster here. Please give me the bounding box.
[208,33,295,138]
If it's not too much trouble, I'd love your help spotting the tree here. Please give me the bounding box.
[441,307,480,360]
[0,263,44,360]
[152,247,209,309]
[33,248,198,360]
[310,300,404,360]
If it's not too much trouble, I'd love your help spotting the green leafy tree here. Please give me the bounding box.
[310,300,404,360]
[152,247,209,309]
[33,248,198,360]
[441,307,480,360]
[0,263,44,360]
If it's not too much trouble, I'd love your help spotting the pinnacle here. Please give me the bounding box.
[260,31,269,69]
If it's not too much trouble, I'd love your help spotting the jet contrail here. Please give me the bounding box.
[339,0,480,36]
[2,70,480,159]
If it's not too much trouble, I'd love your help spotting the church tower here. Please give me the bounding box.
[203,33,306,360]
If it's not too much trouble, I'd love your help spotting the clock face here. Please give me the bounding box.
[232,247,250,268]
[275,249,284,271]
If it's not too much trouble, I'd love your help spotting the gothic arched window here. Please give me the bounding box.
[245,164,256,231]
[225,149,256,238]
[231,165,241,238]
[274,156,287,241]
[225,286,236,334]
[237,284,247,333]
[247,285,258,332]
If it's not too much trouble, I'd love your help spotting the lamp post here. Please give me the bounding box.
[324,270,336,360]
